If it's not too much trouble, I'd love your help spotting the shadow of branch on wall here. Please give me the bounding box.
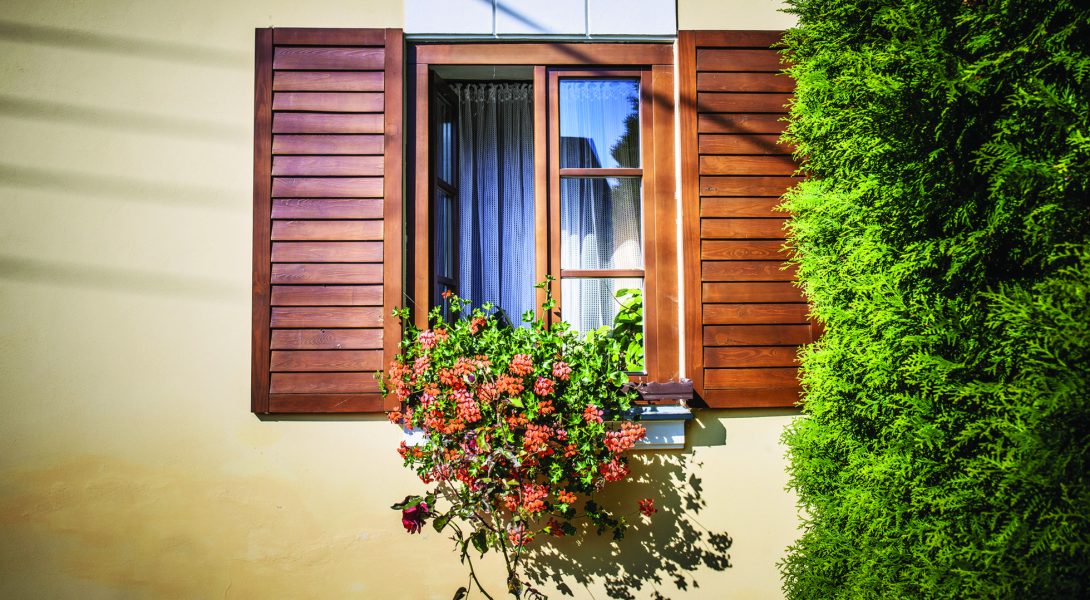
[523,451,733,599]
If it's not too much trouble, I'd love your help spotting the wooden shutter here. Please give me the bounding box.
[680,31,814,408]
[253,28,403,413]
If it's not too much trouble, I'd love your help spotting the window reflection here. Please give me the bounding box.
[559,79,640,169]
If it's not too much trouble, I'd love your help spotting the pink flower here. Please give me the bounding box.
[402,502,430,534]
[583,404,604,424]
[638,498,657,517]
[533,376,555,396]
[418,330,437,350]
[552,361,572,381]
[509,354,534,376]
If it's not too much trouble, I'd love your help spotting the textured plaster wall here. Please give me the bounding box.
[0,0,799,597]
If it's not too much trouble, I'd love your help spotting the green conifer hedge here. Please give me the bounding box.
[779,1,1090,597]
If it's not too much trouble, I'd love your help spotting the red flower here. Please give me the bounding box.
[557,490,577,504]
[552,361,572,381]
[470,316,487,334]
[402,502,430,534]
[604,422,647,454]
[509,354,534,376]
[386,410,403,425]
[533,377,555,396]
[583,404,604,424]
[442,289,453,299]
[638,498,657,517]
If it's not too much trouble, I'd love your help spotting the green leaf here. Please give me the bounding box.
[433,513,451,533]
[452,587,468,600]
[390,495,422,511]
[471,530,488,555]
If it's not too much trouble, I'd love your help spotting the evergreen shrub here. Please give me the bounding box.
[779,1,1090,597]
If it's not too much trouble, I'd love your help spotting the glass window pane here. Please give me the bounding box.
[435,188,454,279]
[560,177,642,270]
[436,99,455,184]
[559,79,640,169]
[561,278,645,371]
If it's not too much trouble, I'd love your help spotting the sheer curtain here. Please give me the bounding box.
[453,83,536,322]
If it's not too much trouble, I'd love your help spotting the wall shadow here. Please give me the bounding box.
[523,451,732,599]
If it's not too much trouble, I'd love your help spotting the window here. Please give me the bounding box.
[410,43,679,382]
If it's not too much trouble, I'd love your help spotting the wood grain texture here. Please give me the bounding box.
[381,27,404,411]
[413,43,672,65]
[704,346,799,367]
[697,92,792,113]
[270,328,383,350]
[699,155,797,175]
[703,281,805,303]
[268,393,385,412]
[271,307,383,328]
[270,372,380,393]
[273,134,384,155]
[272,156,383,177]
[704,324,812,346]
[701,218,788,239]
[700,176,798,197]
[270,350,383,372]
[273,47,384,70]
[271,263,383,284]
[271,241,383,263]
[701,239,789,260]
[252,28,274,414]
[704,367,800,388]
[271,220,383,241]
[411,63,430,331]
[679,31,705,397]
[698,114,787,134]
[273,28,386,47]
[273,92,384,112]
[273,71,384,92]
[271,198,383,219]
[703,303,809,325]
[696,49,784,72]
[697,72,794,93]
[702,260,797,281]
[699,134,793,155]
[699,387,801,408]
[272,113,383,134]
[687,30,784,48]
[272,177,383,198]
[271,285,383,306]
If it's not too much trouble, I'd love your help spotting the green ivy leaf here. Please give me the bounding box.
[433,513,451,533]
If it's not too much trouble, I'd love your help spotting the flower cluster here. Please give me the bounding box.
[383,284,651,596]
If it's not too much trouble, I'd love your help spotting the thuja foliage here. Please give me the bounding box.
[780,1,1090,597]
[383,281,654,599]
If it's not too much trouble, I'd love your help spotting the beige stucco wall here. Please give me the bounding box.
[0,0,799,597]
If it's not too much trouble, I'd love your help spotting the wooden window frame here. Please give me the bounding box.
[409,42,679,382]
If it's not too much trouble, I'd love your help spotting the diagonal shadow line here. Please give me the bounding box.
[0,255,243,300]
[0,95,248,142]
[0,19,250,69]
[0,163,244,211]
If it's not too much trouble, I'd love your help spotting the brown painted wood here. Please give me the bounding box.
[268,393,385,413]
[697,93,792,114]
[411,63,430,331]
[637,68,660,380]
[701,198,787,219]
[273,134,384,155]
[651,63,679,380]
[697,72,794,93]
[698,114,786,134]
[701,218,788,239]
[533,66,549,320]
[699,155,797,176]
[270,372,381,394]
[272,113,383,134]
[271,307,383,328]
[702,260,796,281]
[272,156,383,177]
[700,176,799,197]
[704,346,799,367]
[273,28,387,47]
[381,28,405,411]
[271,263,383,284]
[413,43,672,66]
[704,324,812,346]
[703,281,804,303]
[704,367,799,388]
[558,168,643,177]
[701,239,789,260]
[679,31,705,397]
[252,28,274,414]
[271,350,383,372]
[270,328,383,350]
[703,303,809,325]
[271,177,383,198]
[273,47,384,70]
[271,241,383,263]
[700,387,801,408]
[271,198,383,219]
[273,71,384,92]
[698,134,792,155]
[272,92,384,113]
[271,285,383,306]
[271,220,383,241]
[688,30,784,48]
[696,49,784,72]
[560,269,646,278]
